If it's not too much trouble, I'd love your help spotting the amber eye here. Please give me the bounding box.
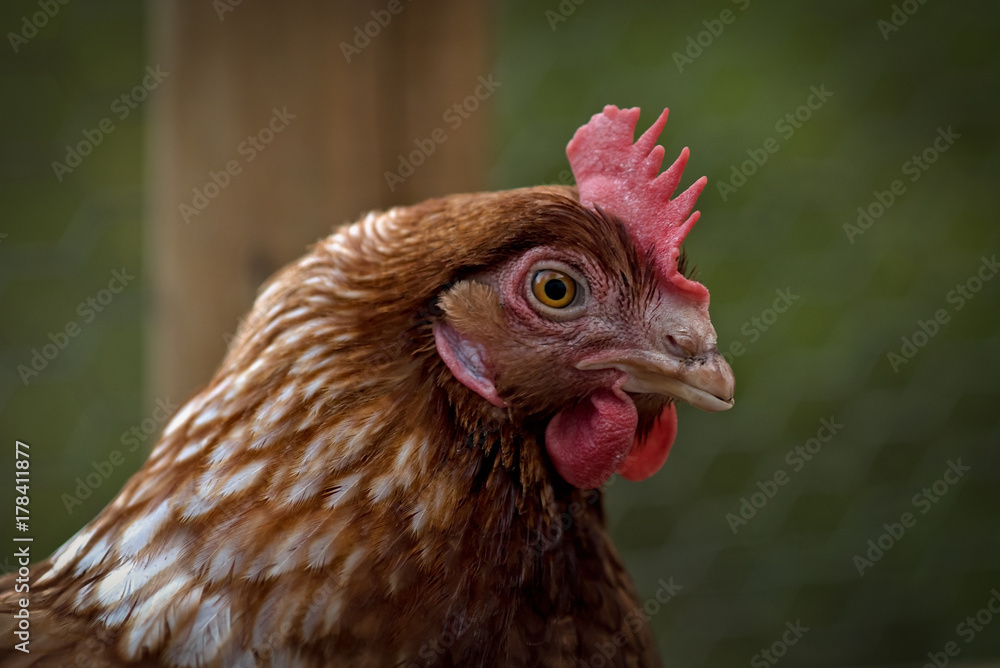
[532,270,577,308]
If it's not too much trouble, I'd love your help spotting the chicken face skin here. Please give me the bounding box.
[434,206,733,489]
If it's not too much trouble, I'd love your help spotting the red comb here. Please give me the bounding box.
[566,105,709,305]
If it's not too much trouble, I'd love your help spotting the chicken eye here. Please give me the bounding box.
[532,270,577,308]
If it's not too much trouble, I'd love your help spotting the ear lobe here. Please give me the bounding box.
[433,321,506,407]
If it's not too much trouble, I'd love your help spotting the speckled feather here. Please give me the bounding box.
[0,187,666,667]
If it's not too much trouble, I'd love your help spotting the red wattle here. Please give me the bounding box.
[544,387,637,489]
[617,403,678,482]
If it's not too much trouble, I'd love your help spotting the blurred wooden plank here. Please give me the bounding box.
[146,0,490,405]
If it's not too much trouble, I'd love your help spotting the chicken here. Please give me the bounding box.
[1,105,734,667]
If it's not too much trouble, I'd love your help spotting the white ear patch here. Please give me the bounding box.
[433,321,505,407]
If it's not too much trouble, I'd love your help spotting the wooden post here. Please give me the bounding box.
[147,0,490,405]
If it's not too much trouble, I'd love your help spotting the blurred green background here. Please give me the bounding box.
[1,1,998,666]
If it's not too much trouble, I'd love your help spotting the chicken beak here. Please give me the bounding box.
[576,348,735,412]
